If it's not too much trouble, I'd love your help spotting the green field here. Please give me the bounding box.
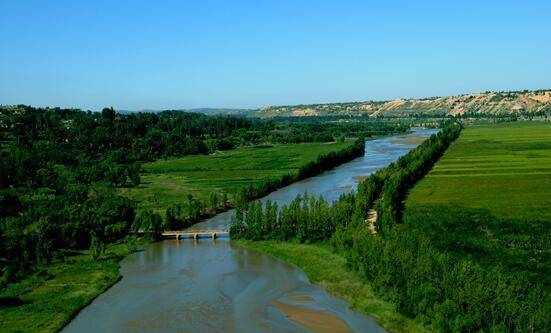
[121,142,352,212]
[405,121,551,283]
[406,121,551,221]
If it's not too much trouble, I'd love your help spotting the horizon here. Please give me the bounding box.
[1,1,551,110]
[3,87,550,112]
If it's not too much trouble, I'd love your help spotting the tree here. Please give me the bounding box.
[101,107,116,122]
[133,209,164,240]
[128,163,141,187]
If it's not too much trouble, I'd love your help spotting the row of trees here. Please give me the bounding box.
[230,121,461,242]
[230,122,551,332]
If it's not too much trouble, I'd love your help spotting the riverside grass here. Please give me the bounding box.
[120,141,353,212]
[236,240,428,333]
[0,239,148,333]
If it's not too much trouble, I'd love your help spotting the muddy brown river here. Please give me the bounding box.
[63,129,437,333]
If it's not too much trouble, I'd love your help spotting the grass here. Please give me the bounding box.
[120,142,353,212]
[235,240,428,333]
[0,239,148,333]
[406,121,551,221]
[404,121,551,285]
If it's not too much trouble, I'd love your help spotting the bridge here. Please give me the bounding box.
[162,230,229,240]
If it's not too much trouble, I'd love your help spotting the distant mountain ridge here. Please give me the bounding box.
[256,89,551,117]
[118,108,253,116]
[187,108,254,116]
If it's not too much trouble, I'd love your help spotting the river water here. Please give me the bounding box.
[63,129,437,333]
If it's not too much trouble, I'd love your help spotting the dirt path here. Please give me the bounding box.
[366,209,378,234]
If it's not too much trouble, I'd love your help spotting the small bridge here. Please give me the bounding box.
[162,230,229,240]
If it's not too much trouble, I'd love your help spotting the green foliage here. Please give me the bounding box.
[232,123,460,243]
[332,122,551,332]
[230,138,366,240]
[231,193,358,242]
[164,195,204,229]
[375,122,462,233]
[89,233,106,260]
[133,208,164,240]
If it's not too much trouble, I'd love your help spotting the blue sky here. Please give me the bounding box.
[1,0,550,110]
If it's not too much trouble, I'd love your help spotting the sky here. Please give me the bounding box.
[1,0,551,110]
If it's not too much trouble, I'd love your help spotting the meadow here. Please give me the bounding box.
[404,121,551,285]
[406,121,551,221]
[120,141,353,212]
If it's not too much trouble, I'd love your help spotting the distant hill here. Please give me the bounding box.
[187,108,254,116]
[118,108,254,116]
[255,89,551,118]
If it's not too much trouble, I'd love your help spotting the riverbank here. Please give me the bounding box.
[0,238,148,333]
[121,140,363,214]
[235,240,427,333]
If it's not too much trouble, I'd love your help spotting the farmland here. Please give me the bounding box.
[120,141,353,212]
[404,121,551,285]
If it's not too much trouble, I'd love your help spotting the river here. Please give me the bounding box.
[63,128,437,333]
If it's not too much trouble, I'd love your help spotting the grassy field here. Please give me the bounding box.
[236,240,428,333]
[0,239,147,333]
[121,142,352,212]
[404,121,551,284]
[406,121,551,221]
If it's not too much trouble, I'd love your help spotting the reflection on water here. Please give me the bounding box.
[63,129,437,333]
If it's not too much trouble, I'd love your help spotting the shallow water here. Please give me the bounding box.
[63,129,437,333]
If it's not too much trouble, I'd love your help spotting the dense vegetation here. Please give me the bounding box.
[1,105,394,284]
[231,121,461,242]
[0,105,248,282]
[231,122,551,332]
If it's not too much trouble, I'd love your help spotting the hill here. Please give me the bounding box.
[256,89,551,118]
